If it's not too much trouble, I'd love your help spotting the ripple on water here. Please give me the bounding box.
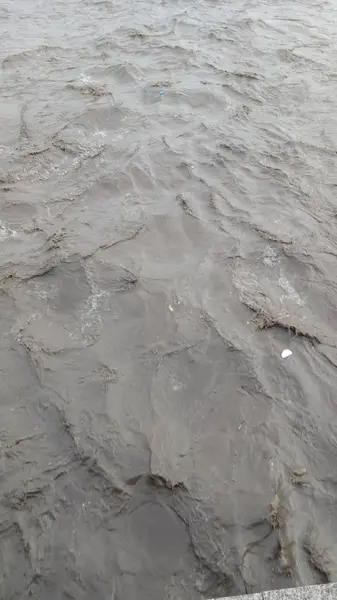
[2,0,337,597]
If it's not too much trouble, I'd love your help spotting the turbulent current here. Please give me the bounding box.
[1,0,337,598]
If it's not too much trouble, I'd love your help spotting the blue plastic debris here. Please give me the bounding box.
[159,90,165,95]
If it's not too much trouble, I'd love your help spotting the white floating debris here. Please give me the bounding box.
[168,304,174,312]
[281,349,292,359]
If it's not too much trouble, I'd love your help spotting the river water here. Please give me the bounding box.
[1,0,337,598]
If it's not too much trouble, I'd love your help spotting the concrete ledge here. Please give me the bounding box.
[213,583,337,600]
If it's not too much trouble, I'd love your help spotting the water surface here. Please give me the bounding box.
[1,0,337,598]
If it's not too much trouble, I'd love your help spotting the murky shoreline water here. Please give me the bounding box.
[1,0,337,598]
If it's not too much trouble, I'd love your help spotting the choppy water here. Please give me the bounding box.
[2,0,337,598]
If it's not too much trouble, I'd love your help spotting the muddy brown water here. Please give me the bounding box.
[1,0,337,598]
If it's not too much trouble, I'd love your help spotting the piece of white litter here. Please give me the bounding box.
[168,304,174,312]
[281,349,292,359]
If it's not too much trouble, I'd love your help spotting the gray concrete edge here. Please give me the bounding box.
[211,583,337,600]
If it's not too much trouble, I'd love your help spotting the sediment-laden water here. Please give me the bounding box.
[1,0,337,598]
